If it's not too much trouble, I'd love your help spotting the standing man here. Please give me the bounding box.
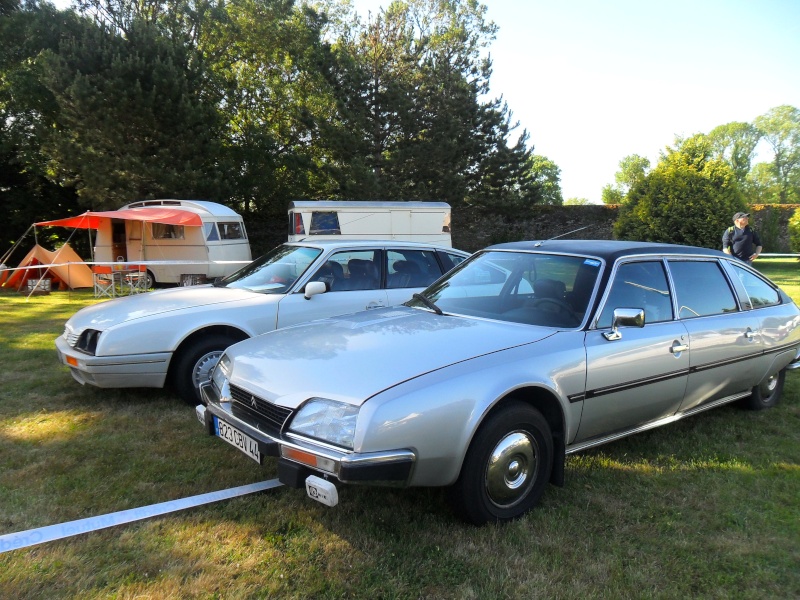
[722,212,762,263]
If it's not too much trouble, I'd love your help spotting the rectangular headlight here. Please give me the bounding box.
[289,398,358,449]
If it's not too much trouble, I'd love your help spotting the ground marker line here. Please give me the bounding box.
[0,479,283,554]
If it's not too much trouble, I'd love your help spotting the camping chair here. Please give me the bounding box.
[92,266,115,298]
[123,264,148,294]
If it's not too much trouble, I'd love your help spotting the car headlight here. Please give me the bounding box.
[289,398,359,449]
[211,354,232,400]
[75,329,102,354]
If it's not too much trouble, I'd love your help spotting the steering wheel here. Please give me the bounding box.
[530,297,574,315]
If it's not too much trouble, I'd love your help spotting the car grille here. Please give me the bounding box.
[230,384,293,431]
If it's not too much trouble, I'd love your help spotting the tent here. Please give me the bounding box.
[0,243,94,290]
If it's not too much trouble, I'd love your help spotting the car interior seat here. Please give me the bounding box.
[345,259,379,290]
[566,264,599,315]
[533,278,566,301]
[317,260,344,290]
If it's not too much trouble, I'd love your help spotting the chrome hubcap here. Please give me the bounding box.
[760,374,777,399]
[193,351,223,389]
[485,431,538,508]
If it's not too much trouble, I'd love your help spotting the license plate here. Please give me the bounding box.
[213,416,261,464]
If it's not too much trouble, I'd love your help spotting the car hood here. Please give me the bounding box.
[66,285,266,330]
[225,306,557,408]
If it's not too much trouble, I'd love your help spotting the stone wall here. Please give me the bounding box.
[245,203,800,256]
[451,204,619,253]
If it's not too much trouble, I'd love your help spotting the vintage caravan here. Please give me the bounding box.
[37,200,251,286]
[287,201,452,246]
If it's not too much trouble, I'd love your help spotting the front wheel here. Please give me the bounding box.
[172,334,241,405]
[448,402,553,525]
[740,369,785,411]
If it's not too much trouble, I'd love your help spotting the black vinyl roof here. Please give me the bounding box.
[485,240,727,262]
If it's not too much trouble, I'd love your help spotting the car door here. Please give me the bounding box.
[667,259,764,412]
[577,260,690,443]
[275,249,388,329]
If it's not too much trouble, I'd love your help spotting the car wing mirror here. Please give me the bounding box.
[304,280,327,300]
[603,308,645,341]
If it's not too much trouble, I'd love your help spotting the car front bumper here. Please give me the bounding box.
[55,335,171,388]
[198,381,416,486]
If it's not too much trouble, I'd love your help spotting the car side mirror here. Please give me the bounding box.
[603,308,645,341]
[304,281,327,300]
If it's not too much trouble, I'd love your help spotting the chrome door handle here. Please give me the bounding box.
[670,343,689,353]
[744,329,755,339]
[366,302,386,310]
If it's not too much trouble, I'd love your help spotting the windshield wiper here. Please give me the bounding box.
[412,292,443,315]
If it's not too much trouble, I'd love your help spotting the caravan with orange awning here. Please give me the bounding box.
[37,200,251,286]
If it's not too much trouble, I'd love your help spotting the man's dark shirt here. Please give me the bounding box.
[722,226,761,261]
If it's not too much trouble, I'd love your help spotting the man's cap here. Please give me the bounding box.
[733,212,750,221]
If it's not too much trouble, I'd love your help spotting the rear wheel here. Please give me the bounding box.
[740,369,785,411]
[448,402,553,525]
[172,334,240,405]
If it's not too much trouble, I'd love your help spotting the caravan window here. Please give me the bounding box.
[205,223,220,241]
[309,212,341,235]
[218,221,245,240]
[289,212,305,236]
[152,223,185,240]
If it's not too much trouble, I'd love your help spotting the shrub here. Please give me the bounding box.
[789,208,800,253]
[615,137,746,248]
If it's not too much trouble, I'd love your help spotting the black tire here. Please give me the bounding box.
[144,270,155,290]
[740,369,785,411]
[172,334,240,405]
[448,402,553,525]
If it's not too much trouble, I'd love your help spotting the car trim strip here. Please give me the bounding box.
[581,343,798,401]
[585,368,689,399]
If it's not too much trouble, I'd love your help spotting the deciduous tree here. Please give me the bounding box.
[753,105,800,204]
[615,136,746,249]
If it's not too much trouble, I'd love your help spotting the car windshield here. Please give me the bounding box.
[408,250,602,328]
[215,245,323,293]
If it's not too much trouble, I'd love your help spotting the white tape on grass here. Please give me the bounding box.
[0,479,283,554]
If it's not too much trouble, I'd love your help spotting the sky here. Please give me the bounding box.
[354,0,800,203]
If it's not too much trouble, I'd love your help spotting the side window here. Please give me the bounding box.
[437,250,468,273]
[218,221,245,240]
[668,260,738,318]
[387,250,441,289]
[597,261,673,328]
[289,212,305,236]
[204,222,220,241]
[152,223,184,239]
[309,212,340,235]
[311,249,381,292]
[730,263,781,308]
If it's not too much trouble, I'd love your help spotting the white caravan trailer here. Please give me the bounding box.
[287,201,452,246]
[98,200,251,285]
[37,200,251,286]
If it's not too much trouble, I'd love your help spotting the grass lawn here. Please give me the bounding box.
[0,259,798,599]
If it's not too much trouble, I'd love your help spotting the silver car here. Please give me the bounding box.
[197,241,800,524]
[56,240,469,403]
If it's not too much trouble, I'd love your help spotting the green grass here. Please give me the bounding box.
[1,261,799,599]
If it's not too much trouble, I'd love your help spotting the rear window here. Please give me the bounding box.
[730,263,781,308]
